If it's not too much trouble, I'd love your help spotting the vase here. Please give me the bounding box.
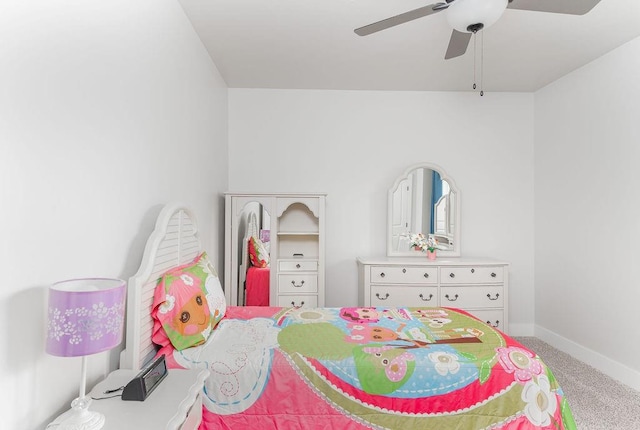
[427,250,436,260]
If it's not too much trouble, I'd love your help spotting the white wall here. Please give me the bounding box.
[0,1,228,428]
[228,89,535,334]
[534,36,640,389]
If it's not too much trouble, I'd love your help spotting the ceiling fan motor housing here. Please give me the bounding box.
[446,0,508,33]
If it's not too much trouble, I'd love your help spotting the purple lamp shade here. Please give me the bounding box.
[46,278,126,357]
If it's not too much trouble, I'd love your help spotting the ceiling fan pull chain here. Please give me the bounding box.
[472,32,477,90]
[480,31,484,97]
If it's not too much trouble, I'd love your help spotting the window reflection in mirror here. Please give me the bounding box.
[388,164,460,257]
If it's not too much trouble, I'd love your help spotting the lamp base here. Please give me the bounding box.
[47,396,105,430]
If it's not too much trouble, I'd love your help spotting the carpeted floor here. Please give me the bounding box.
[515,337,640,429]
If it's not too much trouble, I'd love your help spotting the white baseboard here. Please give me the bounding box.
[535,325,640,392]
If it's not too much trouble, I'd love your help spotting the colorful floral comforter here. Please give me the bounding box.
[160,306,576,430]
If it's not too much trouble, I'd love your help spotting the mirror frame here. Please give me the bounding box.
[387,162,461,257]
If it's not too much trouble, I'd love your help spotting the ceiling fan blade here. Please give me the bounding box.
[507,0,602,15]
[444,30,472,60]
[354,3,447,36]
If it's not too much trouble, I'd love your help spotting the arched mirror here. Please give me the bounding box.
[229,198,272,306]
[387,163,460,257]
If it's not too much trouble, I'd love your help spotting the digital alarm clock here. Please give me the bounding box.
[122,354,168,401]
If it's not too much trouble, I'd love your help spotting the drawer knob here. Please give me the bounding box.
[491,272,497,278]
[379,272,386,278]
[296,264,301,269]
[445,294,458,302]
[486,320,500,328]
[449,273,455,278]
[423,273,429,278]
[402,268,406,273]
[419,293,433,302]
[487,293,500,301]
[375,293,390,300]
[471,268,475,273]
[291,280,305,288]
[291,301,305,308]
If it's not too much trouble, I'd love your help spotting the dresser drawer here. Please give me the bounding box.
[370,286,438,307]
[440,286,503,308]
[469,309,505,332]
[278,295,318,308]
[440,266,504,284]
[278,274,318,294]
[279,260,318,272]
[370,266,438,284]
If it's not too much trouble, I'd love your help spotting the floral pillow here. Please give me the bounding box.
[151,252,226,350]
[248,236,269,268]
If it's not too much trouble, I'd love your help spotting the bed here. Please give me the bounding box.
[120,203,577,430]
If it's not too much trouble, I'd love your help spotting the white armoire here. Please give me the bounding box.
[224,192,326,308]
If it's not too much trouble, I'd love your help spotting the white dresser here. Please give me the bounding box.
[357,257,509,333]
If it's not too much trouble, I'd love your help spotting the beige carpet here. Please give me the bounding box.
[515,337,640,429]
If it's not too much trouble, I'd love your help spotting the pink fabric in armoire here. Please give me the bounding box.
[245,267,270,306]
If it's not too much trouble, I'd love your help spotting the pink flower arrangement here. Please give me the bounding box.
[408,233,438,252]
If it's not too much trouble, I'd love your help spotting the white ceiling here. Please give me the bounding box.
[178,0,640,92]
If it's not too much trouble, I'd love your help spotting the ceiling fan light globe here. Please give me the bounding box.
[446,0,508,33]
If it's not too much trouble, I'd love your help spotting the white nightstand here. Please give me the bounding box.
[89,368,209,430]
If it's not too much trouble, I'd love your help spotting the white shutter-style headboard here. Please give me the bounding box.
[119,203,201,370]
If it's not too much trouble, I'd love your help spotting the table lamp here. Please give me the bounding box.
[46,278,126,430]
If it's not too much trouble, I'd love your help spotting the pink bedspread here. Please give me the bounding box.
[244,267,269,306]
[161,306,576,430]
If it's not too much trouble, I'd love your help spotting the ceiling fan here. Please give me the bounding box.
[354,0,603,60]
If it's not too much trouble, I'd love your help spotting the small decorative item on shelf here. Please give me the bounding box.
[408,233,439,260]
